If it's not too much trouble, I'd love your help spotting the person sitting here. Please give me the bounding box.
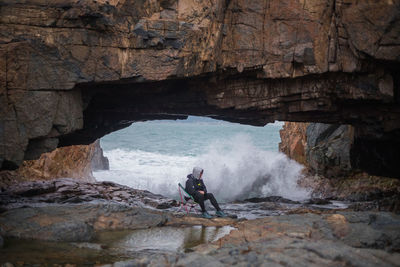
[185,167,226,219]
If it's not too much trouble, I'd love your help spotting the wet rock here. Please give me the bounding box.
[0,178,175,210]
[186,211,400,266]
[0,203,167,242]
[306,198,332,205]
[72,242,104,250]
[244,196,300,204]
[0,206,95,242]
[298,173,400,209]
[224,212,400,251]
[347,195,400,214]
[156,200,179,209]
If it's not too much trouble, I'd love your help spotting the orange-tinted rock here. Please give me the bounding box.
[0,140,108,187]
[279,122,308,166]
[280,122,400,205]
[280,122,354,178]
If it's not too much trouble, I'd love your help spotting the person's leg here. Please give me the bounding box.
[204,193,221,211]
[193,192,206,212]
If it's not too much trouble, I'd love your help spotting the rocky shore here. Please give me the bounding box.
[0,178,399,266]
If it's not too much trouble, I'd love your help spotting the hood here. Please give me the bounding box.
[192,167,204,179]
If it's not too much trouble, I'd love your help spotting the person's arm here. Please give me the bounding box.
[202,180,207,194]
[185,179,196,196]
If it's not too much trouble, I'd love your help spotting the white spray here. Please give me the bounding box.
[94,134,310,202]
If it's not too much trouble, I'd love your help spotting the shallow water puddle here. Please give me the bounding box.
[0,225,235,265]
[99,225,235,253]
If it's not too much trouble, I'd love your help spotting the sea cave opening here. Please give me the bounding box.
[93,116,310,203]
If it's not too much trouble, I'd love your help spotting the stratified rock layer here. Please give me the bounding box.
[1,0,399,176]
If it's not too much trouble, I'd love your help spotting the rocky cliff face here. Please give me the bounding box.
[1,0,399,176]
[280,122,400,206]
[0,140,108,189]
[280,122,354,178]
[279,122,308,166]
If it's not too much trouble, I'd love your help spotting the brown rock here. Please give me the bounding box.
[0,140,108,187]
[280,122,400,204]
[279,122,308,166]
[0,0,399,175]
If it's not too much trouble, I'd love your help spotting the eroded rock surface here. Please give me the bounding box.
[0,178,179,241]
[0,0,399,175]
[280,121,400,211]
[0,178,177,210]
[61,212,400,267]
[280,122,354,178]
[0,140,109,189]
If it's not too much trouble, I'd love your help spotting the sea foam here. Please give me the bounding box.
[94,133,310,202]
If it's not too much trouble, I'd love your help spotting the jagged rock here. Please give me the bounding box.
[0,1,399,177]
[279,122,308,166]
[280,122,400,203]
[90,140,109,171]
[0,140,109,187]
[0,178,178,211]
[156,200,179,209]
[280,122,354,178]
[306,123,353,178]
[298,173,400,211]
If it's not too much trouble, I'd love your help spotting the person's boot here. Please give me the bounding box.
[216,210,227,217]
[202,211,212,219]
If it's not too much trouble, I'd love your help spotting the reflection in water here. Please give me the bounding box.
[0,226,235,265]
[114,225,235,252]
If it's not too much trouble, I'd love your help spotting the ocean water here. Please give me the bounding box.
[94,117,310,202]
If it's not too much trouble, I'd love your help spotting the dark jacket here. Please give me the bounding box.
[185,174,207,196]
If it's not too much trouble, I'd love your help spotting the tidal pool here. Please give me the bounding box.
[0,225,235,265]
[102,225,235,253]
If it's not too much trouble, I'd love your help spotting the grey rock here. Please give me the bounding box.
[24,138,59,161]
[91,139,109,171]
[244,196,300,204]
[306,123,353,178]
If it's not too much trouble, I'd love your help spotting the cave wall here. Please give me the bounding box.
[1,0,400,172]
[280,121,400,178]
[280,122,353,178]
